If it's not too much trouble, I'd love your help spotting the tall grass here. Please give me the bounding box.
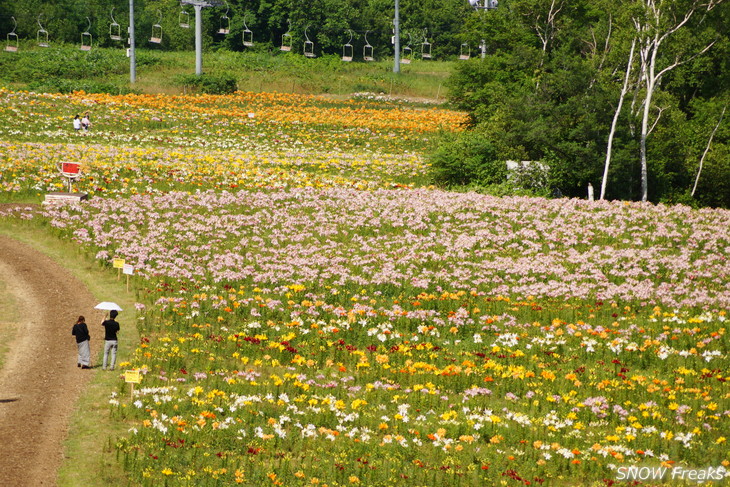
[1,43,454,99]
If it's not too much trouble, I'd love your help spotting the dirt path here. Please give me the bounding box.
[0,233,98,486]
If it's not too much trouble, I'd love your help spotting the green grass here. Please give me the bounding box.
[0,217,139,487]
[0,43,454,99]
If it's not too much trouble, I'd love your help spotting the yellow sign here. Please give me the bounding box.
[124,370,142,384]
[113,259,126,269]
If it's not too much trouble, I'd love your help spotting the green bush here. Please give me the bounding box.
[429,132,505,187]
[27,78,134,95]
[174,73,238,94]
[0,46,130,82]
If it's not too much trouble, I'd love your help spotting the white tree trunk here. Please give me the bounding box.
[633,0,720,202]
[691,105,726,197]
[601,39,636,200]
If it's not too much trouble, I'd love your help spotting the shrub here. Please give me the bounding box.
[174,73,238,94]
[27,78,134,95]
[429,132,505,187]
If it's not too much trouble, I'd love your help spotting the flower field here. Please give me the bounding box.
[45,192,730,486]
[1,89,463,196]
[2,88,729,486]
[0,88,463,153]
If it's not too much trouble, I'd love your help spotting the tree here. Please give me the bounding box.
[632,0,723,201]
[601,38,636,200]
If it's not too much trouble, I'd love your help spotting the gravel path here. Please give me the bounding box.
[0,233,98,486]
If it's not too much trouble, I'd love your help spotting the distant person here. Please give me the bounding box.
[81,112,91,132]
[101,310,120,371]
[73,114,81,132]
[72,315,91,369]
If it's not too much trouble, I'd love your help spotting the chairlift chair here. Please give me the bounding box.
[421,29,432,59]
[468,0,498,9]
[363,30,375,62]
[280,20,292,51]
[179,9,190,29]
[341,29,354,62]
[150,10,162,44]
[110,8,122,41]
[80,17,92,51]
[459,42,470,60]
[242,14,253,47]
[37,14,49,48]
[303,25,316,58]
[400,33,413,64]
[218,1,230,35]
[5,16,18,52]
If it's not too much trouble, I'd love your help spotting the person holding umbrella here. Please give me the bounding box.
[101,309,120,370]
[72,316,92,369]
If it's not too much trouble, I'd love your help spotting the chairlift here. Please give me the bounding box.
[468,0,498,9]
[150,10,162,44]
[363,30,375,62]
[218,1,230,35]
[242,13,253,47]
[5,16,18,52]
[179,7,190,29]
[341,29,353,62]
[110,7,122,41]
[280,20,292,51]
[459,42,470,60]
[80,17,92,51]
[303,25,316,58]
[400,33,413,64]
[421,29,432,59]
[37,14,49,48]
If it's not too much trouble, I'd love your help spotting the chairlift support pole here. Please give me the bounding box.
[129,0,136,83]
[195,4,203,74]
[468,0,498,60]
[182,0,224,76]
[393,0,400,73]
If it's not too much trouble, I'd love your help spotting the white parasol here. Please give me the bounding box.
[94,302,123,311]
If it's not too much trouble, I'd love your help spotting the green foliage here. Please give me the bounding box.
[0,0,475,60]
[441,0,730,208]
[429,131,504,187]
[0,45,126,81]
[174,72,238,94]
[27,78,134,94]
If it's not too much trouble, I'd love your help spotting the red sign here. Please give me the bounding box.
[61,162,80,175]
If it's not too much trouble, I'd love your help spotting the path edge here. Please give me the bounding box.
[0,218,139,486]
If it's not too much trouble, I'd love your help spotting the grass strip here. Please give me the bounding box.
[0,215,138,487]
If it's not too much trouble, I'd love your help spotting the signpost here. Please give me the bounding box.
[113,258,125,280]
[125,369,142,400]
[123,263,135,292]
[44,161,88,205]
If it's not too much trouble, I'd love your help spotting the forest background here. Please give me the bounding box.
[0,0,728,207]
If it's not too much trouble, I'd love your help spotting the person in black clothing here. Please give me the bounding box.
[72,316,91,369]
[101,310,120,371]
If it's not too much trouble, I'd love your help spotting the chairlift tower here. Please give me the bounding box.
[467,0,498,59]
[128,0,136,83]
[182,0,226,75]
[393,0,400,73]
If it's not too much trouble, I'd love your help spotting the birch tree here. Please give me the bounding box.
[601,38,636,200]
[691,105,726,197]
[633,0,723,201]
[517,0,565,89]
